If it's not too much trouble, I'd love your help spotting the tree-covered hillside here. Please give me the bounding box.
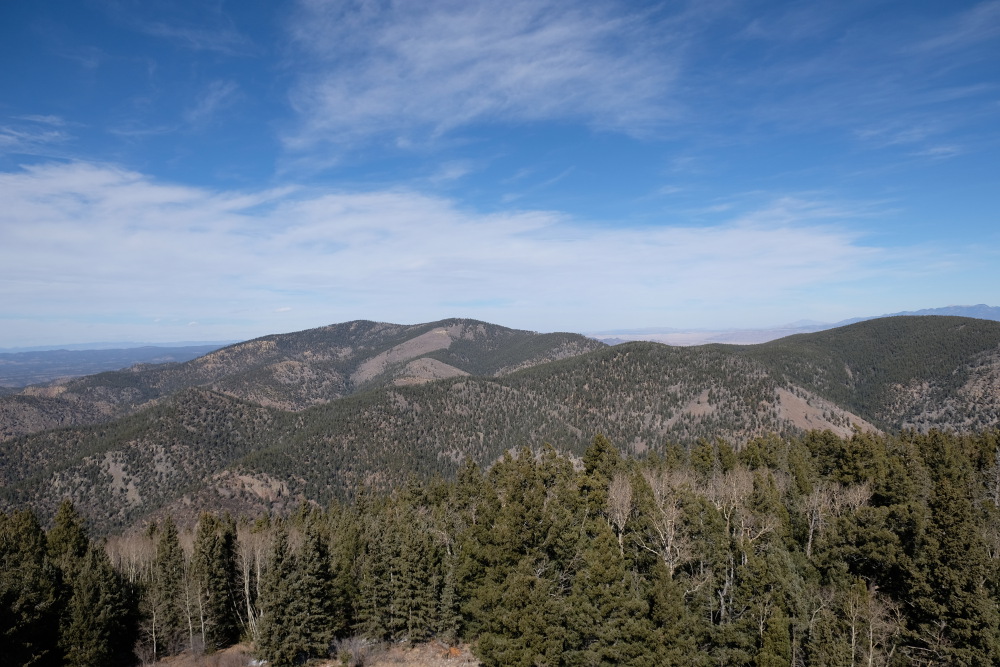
[3,316,1000,532]
[744,316,1000,429]
[5,430,1000,666]
[0,318,604,440]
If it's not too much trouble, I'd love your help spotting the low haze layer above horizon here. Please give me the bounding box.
[2,304,998,353]
[2,1,998,348]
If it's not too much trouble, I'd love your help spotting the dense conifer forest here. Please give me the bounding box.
[5,429,1000,666]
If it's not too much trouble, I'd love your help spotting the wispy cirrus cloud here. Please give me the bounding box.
[184,80,241,125]
[284,0,687,149]
[2,160,979,346]
[13,115,69,126]
[0,116,72,158]
[680,1,1000,163]
[110,1,254,57]
[281,0,1000,167]
[138,21,252,55]
[912,0,1000,53]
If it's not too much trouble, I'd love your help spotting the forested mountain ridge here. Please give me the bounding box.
[0,318,603,441]
[3,316,1000,533]
[742,316,1000,430]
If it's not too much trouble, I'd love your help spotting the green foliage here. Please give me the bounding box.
[59,546,132,667]
[256,526,298,666]
[12,428,1000,664]
[257,522,338,666]
[148,516,186,658]
[47,499,89,576]
[1,506,137,666]
[0,510,59,666]
[191,513,240,651]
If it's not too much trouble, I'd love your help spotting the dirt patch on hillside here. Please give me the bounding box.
[394,358,469,385]
[352,328,455,385]
[212,471,290,502]
[664,389,715,427]
[775,387,878,437]
[104,452,142,506]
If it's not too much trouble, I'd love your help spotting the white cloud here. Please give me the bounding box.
[284,0,684,149]
[0,161,980,345]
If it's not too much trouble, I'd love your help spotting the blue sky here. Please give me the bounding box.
[1,0,998,346]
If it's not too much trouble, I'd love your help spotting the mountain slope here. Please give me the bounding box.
[3,315,999,532]
[0,318,603,440]
[743,316,1000,430]
[0,388,291,531]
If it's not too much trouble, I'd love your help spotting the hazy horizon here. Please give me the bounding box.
[3,303,998,352]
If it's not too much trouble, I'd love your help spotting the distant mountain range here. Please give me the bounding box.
[0,318,601,440]
[0,344,230,390]
[3,306,997,389]
[589,304,1000,345]
[2,314,1000,533]
[0,340,239,353]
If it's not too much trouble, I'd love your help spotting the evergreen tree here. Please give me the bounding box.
[191,513,240,651]
[909,431,1000,663]
[326,503,358,639]
[147,517,187,658]
[754,605,792,667]
[354,502,395,640]
[256,526,299,666]
[291,523,337,656]
[59,546,132,667]
[646,560,701,666]
[475,555,567,667]
[0,510,60,666]
[47,500,89,575]
[257,523,336,665]
[563,519,657,666]
[581,434,622,514]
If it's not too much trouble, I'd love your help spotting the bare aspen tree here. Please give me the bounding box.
[983,518,1000,560]
[804,482,836,558]
[178,529,200,653]
[704,467,756,620]
[607,471,633,556]
[641,468,694,578]
[834,482,872,515]
[105,532,155,585]
[846,582,864,667]
[706,466,754,538]
[236,522,269,641]
[845,581,901,667]
[805,481,871,558]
